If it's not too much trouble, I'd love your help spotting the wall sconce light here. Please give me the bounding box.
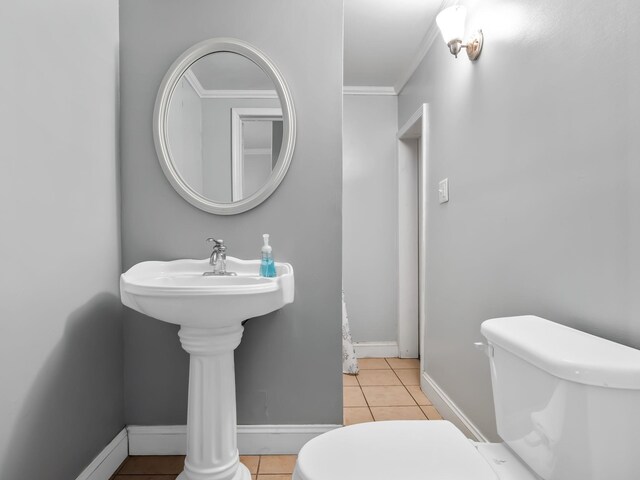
[436,5,483,61]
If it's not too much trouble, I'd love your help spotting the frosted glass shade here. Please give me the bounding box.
[436,5,467,44]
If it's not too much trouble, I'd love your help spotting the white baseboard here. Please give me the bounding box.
[353,341,399,358]
[127,424,341,456]
[421,371,488,442]
[127,425,185,455]
[75,429,128,480]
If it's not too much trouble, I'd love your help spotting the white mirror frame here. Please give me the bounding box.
[153,38,296,215]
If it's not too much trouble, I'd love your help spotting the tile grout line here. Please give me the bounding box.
[397,368,428,418]
[352,359,436,422]
[386,357,419,407]
[356,359,425,419]
[356,375,375,421]
[387,358,428,419]
[352,370,377,422]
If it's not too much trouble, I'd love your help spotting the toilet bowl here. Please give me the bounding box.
[294,316,640,480]
[294,419,538,480]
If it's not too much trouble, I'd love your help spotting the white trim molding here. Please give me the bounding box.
[353,341,400,358]
[202,89,278,99]
[75,429,128,480]
[397,104,429,360]
[421,371,489,443]
[343,86,398,96]
[184,70,278,99]
[244,148,273,156]
[127,424,341,456]
[394,0,457,94]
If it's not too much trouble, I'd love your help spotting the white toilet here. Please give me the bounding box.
[294,316,640,480]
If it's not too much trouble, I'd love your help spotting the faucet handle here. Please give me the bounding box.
[206,237,224,246]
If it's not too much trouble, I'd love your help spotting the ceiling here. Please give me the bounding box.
[189,1,445,93]
[344,0,444,91]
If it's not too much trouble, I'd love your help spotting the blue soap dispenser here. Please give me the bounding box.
[260,234,277,277]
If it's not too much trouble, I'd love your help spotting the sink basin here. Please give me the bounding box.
[120,255,294,480]
[120,256,294,326]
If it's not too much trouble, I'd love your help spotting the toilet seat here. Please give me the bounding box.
[294,420,500,480]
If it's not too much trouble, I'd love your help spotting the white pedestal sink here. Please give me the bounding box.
[120,256,294,480]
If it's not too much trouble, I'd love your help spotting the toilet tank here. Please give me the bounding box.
[481,316,640,480]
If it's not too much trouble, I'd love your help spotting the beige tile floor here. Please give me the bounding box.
[343,357,442,424]
[110,454,295,480]
[111,358,441,480]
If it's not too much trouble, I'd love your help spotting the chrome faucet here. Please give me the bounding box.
[204,238,236,276]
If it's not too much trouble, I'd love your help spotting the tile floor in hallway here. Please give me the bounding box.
[343,357,442,424]
[110,358,441,480]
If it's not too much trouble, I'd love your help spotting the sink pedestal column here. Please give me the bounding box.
[177,325,250,480]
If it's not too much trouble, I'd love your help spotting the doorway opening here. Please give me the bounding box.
[397,104,429,376]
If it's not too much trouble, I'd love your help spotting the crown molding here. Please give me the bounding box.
[394,0,456,94]
[343,86,398,96]
[184,70,278,99]
[184,70,206,96]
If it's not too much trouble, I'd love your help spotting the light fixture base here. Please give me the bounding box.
[466,30,483,61]
[447,39,463,58]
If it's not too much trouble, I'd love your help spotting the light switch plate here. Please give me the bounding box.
[438,178,449,204]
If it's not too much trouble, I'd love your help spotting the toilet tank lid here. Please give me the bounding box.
[481,316,640,390]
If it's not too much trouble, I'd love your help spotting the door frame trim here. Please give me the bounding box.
[396,104,429,371]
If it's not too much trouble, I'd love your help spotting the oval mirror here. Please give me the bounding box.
[154,38,296,215]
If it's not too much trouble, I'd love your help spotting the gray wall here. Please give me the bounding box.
[168,77,204,194]
[343,95,399,343]
[0,0,124,478]
[399,0,640,439]
[119,0,343,426]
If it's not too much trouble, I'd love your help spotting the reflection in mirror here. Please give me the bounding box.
[231,109,283,201]
[167,52,283,204]
[242,119,283,198]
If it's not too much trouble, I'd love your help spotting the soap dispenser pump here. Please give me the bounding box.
[260,234,276,277]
